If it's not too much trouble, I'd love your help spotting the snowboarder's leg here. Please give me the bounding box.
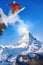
[12,8,15,13]
[12,7,20,13]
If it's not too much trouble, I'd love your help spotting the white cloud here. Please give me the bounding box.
[17,22,29,35]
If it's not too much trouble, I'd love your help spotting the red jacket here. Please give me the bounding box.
[8,3,21,7]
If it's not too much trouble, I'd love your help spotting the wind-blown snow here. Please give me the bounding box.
[0,8,21,25]
[0,8,29,36]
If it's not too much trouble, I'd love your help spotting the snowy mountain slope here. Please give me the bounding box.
[0,30,43,65]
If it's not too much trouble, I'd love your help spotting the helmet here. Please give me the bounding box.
[13,1,16,4]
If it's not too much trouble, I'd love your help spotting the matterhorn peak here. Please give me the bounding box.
[18,27,36,46]
[18,29,29,43]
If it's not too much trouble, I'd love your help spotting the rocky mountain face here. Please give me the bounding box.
[0,23,6,35]
[16,54,43,65]
[0,8,7,35]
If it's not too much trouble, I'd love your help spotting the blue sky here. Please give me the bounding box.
[0,0,43,45]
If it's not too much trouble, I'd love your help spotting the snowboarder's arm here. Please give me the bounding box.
[8,4,15,7]
[16,3,21,6]
[8,3,21,7]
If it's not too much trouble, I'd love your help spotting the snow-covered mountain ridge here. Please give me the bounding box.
[0,30,43,65]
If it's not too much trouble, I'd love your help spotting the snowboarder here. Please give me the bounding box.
[8,1,21,13]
